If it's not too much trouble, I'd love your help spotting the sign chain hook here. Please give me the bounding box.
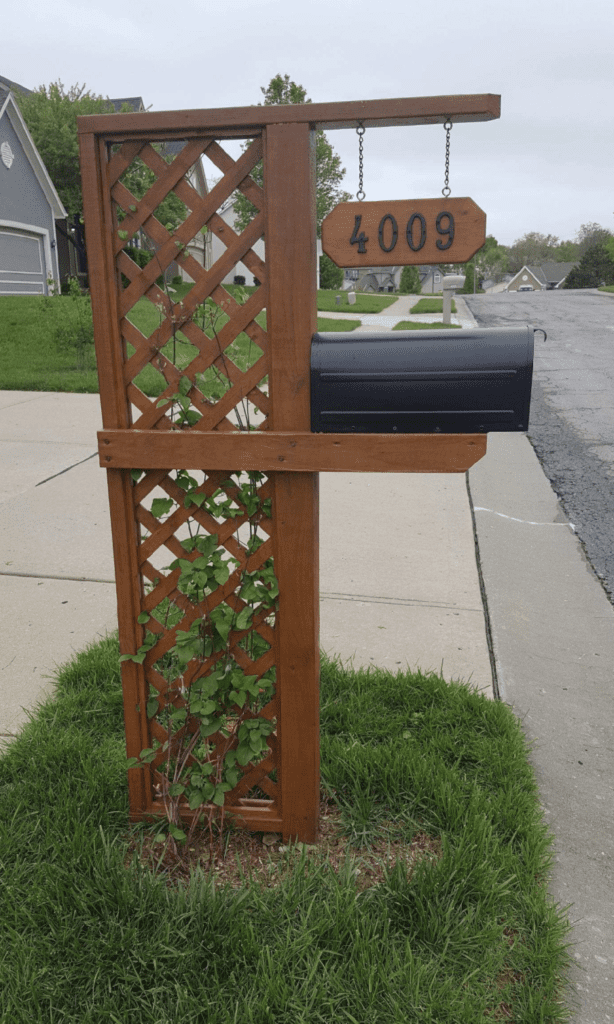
[442,120,453,197]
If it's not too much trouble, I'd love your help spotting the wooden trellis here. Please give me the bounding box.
[78,95,498,842]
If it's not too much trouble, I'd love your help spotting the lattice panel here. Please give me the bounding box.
[107,134,270,437]
[102,131,282,824]
[134,467,278,812]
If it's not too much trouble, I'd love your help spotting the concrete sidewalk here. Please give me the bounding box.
[0,386,493,741]
[1,294,613,1020]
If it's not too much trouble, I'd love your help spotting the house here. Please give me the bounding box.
[506,262,577,292]
[418,266,444,293]
[0,77,66,294]
[208,199,265,286]
[342,266,400,292]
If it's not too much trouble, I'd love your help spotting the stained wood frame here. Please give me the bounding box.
[78,94,498,842]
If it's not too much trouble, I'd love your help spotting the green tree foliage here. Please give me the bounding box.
[459,261,476,293]
[553,239,580,262]
[14,81,115,218]
[233,74,352,237]
[574,221,613,258]
[505,231,562,273]
[475,235,509,282]
[15,81,185,232]
[319,253,344,289]
[119,156,187,234]
[563,243,614,289]
[399,265,421,294]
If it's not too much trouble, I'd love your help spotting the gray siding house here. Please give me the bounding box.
[0,82,66,294]
[506,262,577,292]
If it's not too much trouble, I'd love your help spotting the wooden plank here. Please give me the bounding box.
[322,198,486,268]
[145,798,283,831]
[78,132,130,431]
[106,469,152,816]
[98,430,487,473]
[79,131,154,818]
[265,121,320,843]
[77,93,500,137]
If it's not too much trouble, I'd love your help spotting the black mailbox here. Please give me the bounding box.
[310,326,535,434]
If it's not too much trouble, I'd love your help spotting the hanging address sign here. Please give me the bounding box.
[321,197,486,268]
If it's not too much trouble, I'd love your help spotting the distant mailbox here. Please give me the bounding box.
[310,327,535,434]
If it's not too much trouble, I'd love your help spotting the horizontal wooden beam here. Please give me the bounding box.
[98,430,487,473]
[77,93,500,138]
[140,798,283,831]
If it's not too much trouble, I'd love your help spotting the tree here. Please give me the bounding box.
[553,239,580,262]
[472,235,509,283]
[399,265,421,294]
[319,253,344,289]
[505,231,561,273]
[575,222,613,258]
[459,261,477,293]
[15,81,185,231]
[562,243,614,289]
[233,74,352,237]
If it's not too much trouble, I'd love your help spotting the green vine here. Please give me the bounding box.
[122,461,277,860]
[122,364,275,860]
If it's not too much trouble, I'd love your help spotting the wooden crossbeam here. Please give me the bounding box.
[99,429,487,473]
[78,93,500,137]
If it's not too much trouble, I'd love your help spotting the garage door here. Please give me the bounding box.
[0,227,47,294]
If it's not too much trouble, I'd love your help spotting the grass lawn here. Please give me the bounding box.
[317,289,398,313]
[0,633,571,1022]
[410,298,457,314]
[0,292,359,397]
[393,320,462,331]
[598,284,614,293]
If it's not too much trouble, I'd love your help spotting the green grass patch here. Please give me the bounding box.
[0,635,572,1022]
[410,297,457,314]
[0,292,361,398]
[598,284,614,293]
[0,295,100,393]
[393,320,462,331]
[317,289,398,313]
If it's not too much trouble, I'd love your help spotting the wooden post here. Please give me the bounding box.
[79,132,151,817]
[78,94,498,844]
[265,122,319,841]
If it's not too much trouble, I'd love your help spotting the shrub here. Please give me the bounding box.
[399,265,421,294]
[320,253,344,290]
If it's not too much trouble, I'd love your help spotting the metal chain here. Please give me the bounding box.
[442,120,452,197]
[356,122,365,201]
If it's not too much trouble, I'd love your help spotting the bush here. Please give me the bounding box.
[399,265,421,294]
[124,245,154,270]
[320,253,344,290]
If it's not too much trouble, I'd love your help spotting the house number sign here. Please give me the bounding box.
[321,197,486,268]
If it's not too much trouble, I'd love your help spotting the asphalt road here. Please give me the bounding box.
[465,289,614,601]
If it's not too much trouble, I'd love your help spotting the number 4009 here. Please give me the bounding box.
[350,211,455,254]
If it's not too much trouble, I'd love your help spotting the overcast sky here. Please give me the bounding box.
[5,0,613,246]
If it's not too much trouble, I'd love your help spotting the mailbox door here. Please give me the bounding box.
[311,326,534,433]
